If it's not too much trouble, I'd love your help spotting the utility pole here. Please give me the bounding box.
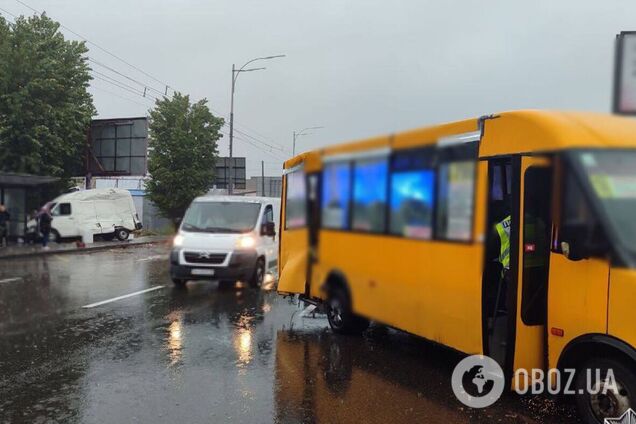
[228,64,235,194]
[228,55,285,195]
[261,160,265,196]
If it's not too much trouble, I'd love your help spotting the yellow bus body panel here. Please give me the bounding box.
[278,228,309,294]
[608,268,636,350]
[315,231,484,354]
[547,254,609,369]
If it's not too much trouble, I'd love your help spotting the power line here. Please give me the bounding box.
[0,6,18,19]
[91,85,152,109]
[10,0,289,159]
[91,74,157,104]
[14,0,171,93]
[89,58,168,98]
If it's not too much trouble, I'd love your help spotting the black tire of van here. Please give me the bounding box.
[51,229,61,244]
[249,258,265,288]
[171,278,186,287]
[115,228,130,241]
[574,357,636,424]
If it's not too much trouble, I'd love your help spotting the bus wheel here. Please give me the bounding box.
[326,286,369,335]
[574,357,635,424]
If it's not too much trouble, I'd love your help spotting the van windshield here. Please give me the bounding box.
[181,201,261,233]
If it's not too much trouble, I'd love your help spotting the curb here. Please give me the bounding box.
[0,237,170,261]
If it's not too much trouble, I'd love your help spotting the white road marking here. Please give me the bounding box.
[0,277,22,284]
[81,285,165,309]
[136,255,164,262]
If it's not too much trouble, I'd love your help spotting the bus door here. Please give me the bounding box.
[511,156,553,391]
[484,156,552,386]
[278,164,311,295]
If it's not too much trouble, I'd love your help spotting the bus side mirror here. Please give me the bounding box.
[262,222,276,237]
[560,223,608,261]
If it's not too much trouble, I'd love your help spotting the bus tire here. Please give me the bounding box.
[574,357,636,424]
[326,286,369,335]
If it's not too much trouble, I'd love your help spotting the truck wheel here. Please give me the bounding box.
[249,258,265,288]
[51,230,61,244]
[574,357,636,424]
[171,278,186,287]
[326,286,369,335]
[115,228,130,241]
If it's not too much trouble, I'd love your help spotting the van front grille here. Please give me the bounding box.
[184,252,226,264]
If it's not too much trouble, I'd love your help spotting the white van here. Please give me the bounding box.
[27,188,142,242]
[169,196,280,287]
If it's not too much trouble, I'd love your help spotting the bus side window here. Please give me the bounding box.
[521,166,552,326]
[352,158,389,233]
[389,148,436,239]
[435,160,476,241]
[285,170,307,229]
[559,172,606,258]
[321,162,351,230]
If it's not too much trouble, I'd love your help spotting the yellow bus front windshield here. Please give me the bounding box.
[574,150,636,263]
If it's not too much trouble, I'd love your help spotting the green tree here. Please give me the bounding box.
[0,14,95,182]
[146,93,223,226]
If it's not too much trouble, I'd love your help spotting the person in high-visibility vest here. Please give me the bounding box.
[494,215,511,270]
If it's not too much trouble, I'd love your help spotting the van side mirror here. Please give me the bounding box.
[262,222,276,237]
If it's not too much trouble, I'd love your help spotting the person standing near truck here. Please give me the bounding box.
[0,204,9,247]
[37,205,53,249]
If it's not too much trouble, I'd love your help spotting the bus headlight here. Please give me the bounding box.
[173,234,184,247]
[237,235,256,249]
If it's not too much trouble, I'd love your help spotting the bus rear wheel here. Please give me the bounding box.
[574,357,636,424]
[326,286,369,335]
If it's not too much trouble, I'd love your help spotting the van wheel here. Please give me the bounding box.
[326,286,369,335]
[574,357,636,424]
[171,278,186,287]
[250,258,265,288]
[51,230,61,244]
[115,228,130,241]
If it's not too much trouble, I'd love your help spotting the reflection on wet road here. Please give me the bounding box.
[0,246,578,423]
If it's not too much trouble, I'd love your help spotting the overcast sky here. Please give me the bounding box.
[3,0,634,176]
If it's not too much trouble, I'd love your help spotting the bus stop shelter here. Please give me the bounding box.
[0,172,58,241]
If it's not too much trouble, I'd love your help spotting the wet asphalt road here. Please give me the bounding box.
[0,245,580,423]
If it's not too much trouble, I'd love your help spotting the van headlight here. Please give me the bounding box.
[173,234,184,247]
[237,235,256,249]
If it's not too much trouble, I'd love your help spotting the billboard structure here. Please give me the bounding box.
[214,157,246,190]
[613,31,636,115]
[88,117,149,176]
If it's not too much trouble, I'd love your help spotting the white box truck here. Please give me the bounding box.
[27,188,142,243]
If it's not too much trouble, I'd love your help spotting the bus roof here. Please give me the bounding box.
[283,110,636,169]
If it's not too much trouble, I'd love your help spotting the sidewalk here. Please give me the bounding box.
[0,236,169,260]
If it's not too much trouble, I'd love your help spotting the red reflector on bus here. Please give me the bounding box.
[551,327,564,337]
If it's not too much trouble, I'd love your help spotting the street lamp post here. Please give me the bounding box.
[292,126,324,156]
[228,54,285,194]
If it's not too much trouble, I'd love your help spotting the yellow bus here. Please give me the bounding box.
[277,110,636,423]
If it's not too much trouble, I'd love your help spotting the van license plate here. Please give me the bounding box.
[191,268,215,276]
